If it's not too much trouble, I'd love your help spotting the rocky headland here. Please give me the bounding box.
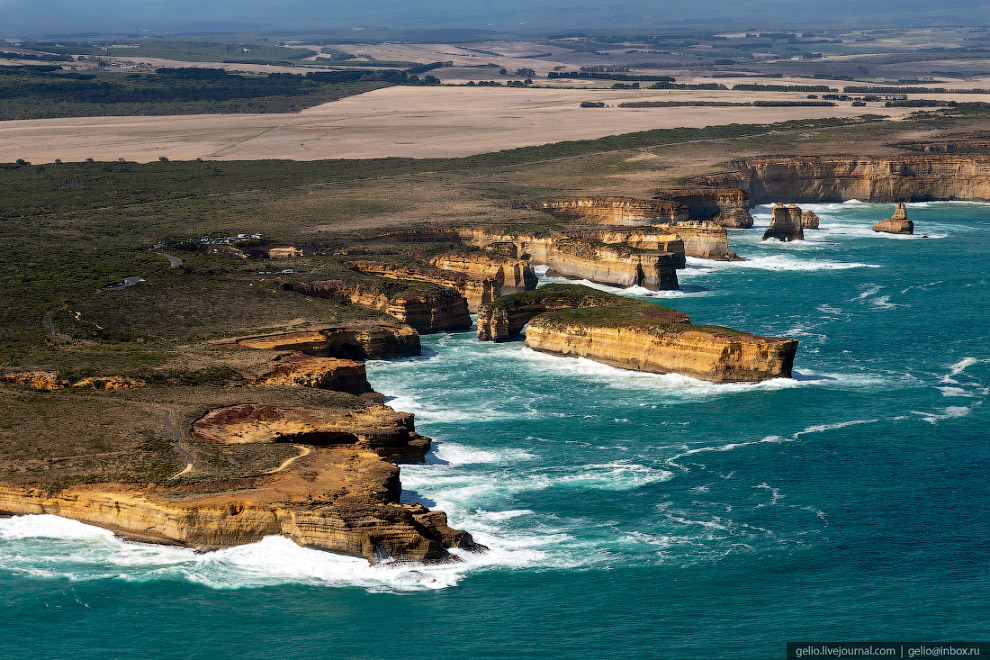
[476,284,797,382]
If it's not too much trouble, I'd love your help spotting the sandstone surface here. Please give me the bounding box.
[516,197,688,224]
[763,204,805,242]
[430,252,538,295]
[873,202,914,234]
[695,156,990,203]
[229,324,421,359]
[294,280,471,333]
[476,285,796,382]
[653,188,754,228]
[801,209,820,229]
[253,353,373,394]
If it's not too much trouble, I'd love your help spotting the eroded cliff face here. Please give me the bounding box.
[456,228,680,290]
[0,399,480,563]
[578,228,687,268]
[476,285,690,342]
[517,197,688,224]
[476,284,796,382]
[343,260,497,313]
[430,253,538,296]
[227,324,421,360]
[873,202,914,234]
[0,448,473,563]
[525,320,797,383]
[695,156,990,203]
[648,222,736,260]
[653,188,754,228]
[294,280,471,333]
[763,204,805,242]
[801,210,820,229]
[253,353,372,394]
[1,372,146,391]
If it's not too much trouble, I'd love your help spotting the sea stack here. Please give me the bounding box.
[872,202,914,235]
[801,210,820,229]
[763,204,805,241]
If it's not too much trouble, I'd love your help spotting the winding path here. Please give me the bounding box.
[265,444,312,474]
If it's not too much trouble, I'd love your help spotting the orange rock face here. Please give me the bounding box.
[518,196,689,224]
[230,324,420,359]
[254,353,372,394]
[696,155,990,203]
[763,204,805,242]
[873,202,914,234]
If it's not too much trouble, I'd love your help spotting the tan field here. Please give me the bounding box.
[1,84,956,164]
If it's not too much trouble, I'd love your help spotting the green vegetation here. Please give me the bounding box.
[106,39,317,64]
[0,66,390,119]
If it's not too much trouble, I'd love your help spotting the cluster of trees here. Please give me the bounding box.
[0,66,407,120]
[732,84,836,92]
[548,71,676,82]
[0,51,72,62]
[845,86,990,94]
[648,82,728,90]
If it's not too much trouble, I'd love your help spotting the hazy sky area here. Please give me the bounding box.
[2,0,990,37]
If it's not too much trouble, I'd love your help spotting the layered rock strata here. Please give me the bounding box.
[653,188,754,228]
[343,260,497,312]
[763,204,805,242]
[873,202,914,234]
[455,228,680,290]
[294,280,471,333]
[477,285,796,382]
[577,228,687,268]
[0,395,481,563]
[801,210,820,229]
[227,324,421,359]
[646,222,737,260]
[476,285,689,342]
[253,353,373,394]
[515,197,688,224]
[430,252,538,296]
[694,156,990,203]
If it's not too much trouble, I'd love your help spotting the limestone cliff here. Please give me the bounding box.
[577,228,687,268]
[873,202,914,234]
[344,260,498,313]
[801,210,820,229]
[456,228,680,291]
[527,319,797,383]
[694,155,990,203]
[516,197,688,224]
[294,279,471,333]
[253,353,373,394]
[763,204,805,242]
[653,188,754,228]
[227,324,420,360]
[648,222,737,260]
[476,285,689,342]
[0,399,481,563]
[430,252,538,296]
[476,285,796,382]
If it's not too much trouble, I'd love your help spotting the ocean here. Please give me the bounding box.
[2,202,987,659]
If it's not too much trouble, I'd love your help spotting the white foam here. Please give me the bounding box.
[686,255,878,272]
[0,514,551,592]
[432,442,536,465]
[666,418,880,470]
[537,275,707,298]
[911,406,975,425]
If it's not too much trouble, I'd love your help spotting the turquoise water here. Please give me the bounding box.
[2,202,988,659]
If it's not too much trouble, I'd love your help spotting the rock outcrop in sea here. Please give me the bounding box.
[763,204,805,242]
[872,202,914,234]
[476,284,797,382]
[801,210,820,229]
